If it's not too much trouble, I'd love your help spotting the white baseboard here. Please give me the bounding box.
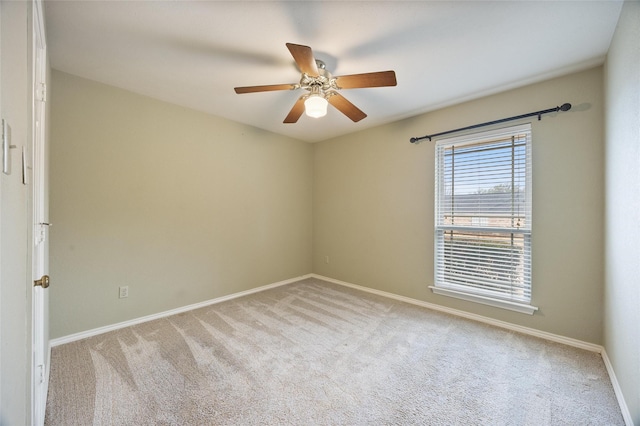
[312,274,603,352]
[50,274,313,347]
[51,271,603,352]
[601,349,634,426]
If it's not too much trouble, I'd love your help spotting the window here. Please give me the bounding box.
[431,124,537,314]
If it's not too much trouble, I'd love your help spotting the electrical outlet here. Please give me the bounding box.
[325,255,330,264]
[119,286,129,299]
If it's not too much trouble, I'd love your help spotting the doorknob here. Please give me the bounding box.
[34,275,49,289]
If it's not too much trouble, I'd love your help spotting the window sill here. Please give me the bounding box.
[429,286,538,315]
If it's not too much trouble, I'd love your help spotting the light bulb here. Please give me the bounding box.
[304,94,328,118]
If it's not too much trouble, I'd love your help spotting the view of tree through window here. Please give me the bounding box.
[435,124,532,305]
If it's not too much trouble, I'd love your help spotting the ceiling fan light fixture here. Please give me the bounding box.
[235,43,396,123]
[304,93,328,118]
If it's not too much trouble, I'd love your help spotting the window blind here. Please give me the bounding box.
[435,124,532,304]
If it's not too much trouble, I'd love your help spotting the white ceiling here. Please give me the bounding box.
[44,1,623,143]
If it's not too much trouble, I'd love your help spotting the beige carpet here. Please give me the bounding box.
[45,278,624,425]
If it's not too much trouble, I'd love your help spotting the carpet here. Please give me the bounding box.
[45,278,624,425]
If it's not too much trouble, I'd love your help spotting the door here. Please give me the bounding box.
[31,0,49,424]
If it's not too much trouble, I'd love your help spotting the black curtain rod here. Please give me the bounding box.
[409,103,572,144]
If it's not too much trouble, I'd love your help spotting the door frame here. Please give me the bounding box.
[31,0,49,423]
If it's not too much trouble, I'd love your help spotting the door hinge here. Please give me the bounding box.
[36,226,46,245]
[37,364,45,384]
[37,82,47,103]
[35,222,51,245]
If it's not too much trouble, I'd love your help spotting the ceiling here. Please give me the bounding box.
[44,1,623,143]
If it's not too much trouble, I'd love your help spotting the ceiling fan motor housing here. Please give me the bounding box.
[299,61,337,98]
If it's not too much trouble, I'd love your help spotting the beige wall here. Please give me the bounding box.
[52,68,608,343]
[0,1,34,424]
[604,1,640,423]
[49,71,313,339]
[314,67,605,344]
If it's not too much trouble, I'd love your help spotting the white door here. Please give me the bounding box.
[31,1,49,424]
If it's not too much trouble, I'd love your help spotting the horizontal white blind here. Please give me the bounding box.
[435,124,532,304]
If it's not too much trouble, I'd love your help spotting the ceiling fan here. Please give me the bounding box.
[234,43,397,124]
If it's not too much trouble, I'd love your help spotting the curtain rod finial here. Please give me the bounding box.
[410,136,431,144]
[560,103,572,112]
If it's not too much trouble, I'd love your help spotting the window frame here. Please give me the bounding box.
[429,123,538,315]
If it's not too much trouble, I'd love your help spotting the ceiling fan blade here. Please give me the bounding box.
[286,43,319,77]
[234,83,297,94]
[334,70,397,89]
[327,93,367,122]
[283,96,306,123]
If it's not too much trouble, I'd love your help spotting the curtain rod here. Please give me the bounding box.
[409,103,572,144]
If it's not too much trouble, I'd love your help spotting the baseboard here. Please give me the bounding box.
[51,272,608,353]
[50,274,313,347]
[311,274,603,352]
[601,349,634,426]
